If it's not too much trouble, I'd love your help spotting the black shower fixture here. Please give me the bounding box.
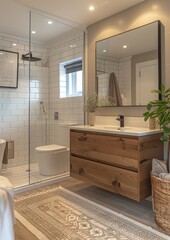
[21,52,41,62]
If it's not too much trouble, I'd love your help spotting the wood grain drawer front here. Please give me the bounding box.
[71,156,138,201]
[139,135,164,162]
[70,131,138,170]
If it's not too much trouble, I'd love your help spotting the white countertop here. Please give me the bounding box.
[70,125,162,136]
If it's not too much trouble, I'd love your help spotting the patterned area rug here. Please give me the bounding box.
[14,186,169,240]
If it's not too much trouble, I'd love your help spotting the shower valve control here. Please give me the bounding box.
[54,112,59,120]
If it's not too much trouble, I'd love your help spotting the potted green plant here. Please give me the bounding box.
[143,84,170,234]
[85,93,98,126]
[144,85,170,141]
[143,84,170,170]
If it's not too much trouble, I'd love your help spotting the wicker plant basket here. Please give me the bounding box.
[151,174,170,235]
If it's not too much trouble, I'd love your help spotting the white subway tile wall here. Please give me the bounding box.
[118,57,131,105]
[97,73,111,97]
[49,35,84,145]
[29,66,49,163]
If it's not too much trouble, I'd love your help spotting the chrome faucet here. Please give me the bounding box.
[116,115,124,128]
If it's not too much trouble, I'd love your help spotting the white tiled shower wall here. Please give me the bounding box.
[49,35,84,146]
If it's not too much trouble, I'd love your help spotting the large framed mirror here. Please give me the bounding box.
[96,21,162,106]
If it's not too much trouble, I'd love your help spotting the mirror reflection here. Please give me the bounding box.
[96,21,161,106]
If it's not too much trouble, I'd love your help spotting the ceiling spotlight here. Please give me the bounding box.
[48,21,53,24]
[12,43,17,46]
[0,52,3,55]
[89,5,94,11]
[70,44,77,48]
[103,49,106,53]
[123,45,127,48]
[32,30,36,34]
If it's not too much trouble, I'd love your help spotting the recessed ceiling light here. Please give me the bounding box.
[89,5,94,11]
[123,45,127,48]
[12,43,17,46]
[70,44,77,48]
[32,30,36,34]
[48,21,53,25]
[103,49,106,53]
[0,52,3,55]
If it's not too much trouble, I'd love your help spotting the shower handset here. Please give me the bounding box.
[40,101,47,115]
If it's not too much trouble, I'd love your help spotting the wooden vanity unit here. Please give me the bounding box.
[70,126,163,202]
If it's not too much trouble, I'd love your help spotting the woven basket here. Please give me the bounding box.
[151,175,170,235]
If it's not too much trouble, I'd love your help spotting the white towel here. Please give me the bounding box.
[0,176,15,240]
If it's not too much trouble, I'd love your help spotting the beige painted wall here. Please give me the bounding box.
[87,0,170,96]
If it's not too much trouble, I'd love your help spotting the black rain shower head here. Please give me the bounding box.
[21,52,41,62]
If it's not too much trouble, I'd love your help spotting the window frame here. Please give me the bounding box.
[60,58,83,98]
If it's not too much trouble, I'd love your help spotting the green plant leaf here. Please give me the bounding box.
[143,111,154,121]
[143,84,170,142]
[146,103,152,110]
[163,126,170,134]
[160,134,169,142]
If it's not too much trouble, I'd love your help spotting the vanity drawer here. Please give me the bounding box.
[70,156,138,201]
[70,130,138,170]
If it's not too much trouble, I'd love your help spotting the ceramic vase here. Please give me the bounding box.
[149,117,156,130]
[88,112,96,126]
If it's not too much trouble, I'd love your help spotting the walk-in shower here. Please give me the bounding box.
[0,9,84,190]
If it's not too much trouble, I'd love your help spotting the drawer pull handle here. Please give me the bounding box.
[112,180,120,188]
[78,136,87,141]
[112,180,117,186]
[79,168,84,175]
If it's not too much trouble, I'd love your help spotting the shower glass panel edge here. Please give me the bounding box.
[29,11,48,185]
[28,10,31,185]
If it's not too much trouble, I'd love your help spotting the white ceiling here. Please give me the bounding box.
[0,0,145,43]
[14,0,145,27]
